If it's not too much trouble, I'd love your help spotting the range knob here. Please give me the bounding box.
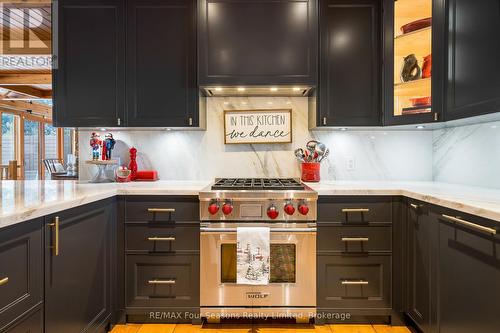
[267,204,279,220]
[221,201,233,215]
[298,202,309,215]
[208,200,219,215]
[284,202,295,215]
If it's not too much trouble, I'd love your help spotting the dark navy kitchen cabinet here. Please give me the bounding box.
[314,0,382,127]
[405,200,437,333]
[53,0,126,128]
[126,0,199,127]
[444,0,500,120]
[44,199,116,333]
[198,0,318,86]
[0,220,43,332]
[435,208,500,333]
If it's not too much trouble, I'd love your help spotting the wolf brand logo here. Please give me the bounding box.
[246,292,270,299]
[0,3,51,55]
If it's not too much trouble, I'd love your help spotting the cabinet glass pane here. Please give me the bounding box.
[1,113,16,164]
[394,0,432,117]
[24,120,39,180]
[221,243,296,283]
[44,124,58,179]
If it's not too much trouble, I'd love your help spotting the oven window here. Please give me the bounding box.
[220,244,296,283]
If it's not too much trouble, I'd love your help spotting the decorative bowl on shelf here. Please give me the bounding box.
[400,17,432,34]
[410,96,432,107]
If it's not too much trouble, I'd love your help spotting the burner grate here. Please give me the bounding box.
[211,178,305,190]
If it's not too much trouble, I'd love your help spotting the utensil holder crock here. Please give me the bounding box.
[301,162,320,182]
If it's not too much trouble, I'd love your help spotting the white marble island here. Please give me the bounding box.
[1,180,500,229]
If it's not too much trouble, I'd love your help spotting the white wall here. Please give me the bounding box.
[79,97,433,182]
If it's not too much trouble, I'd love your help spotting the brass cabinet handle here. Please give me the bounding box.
[341,237,369,242]
[342,208,370,213]
[148,279,176,285]
[341,280,369,285]
[147,208,175,213]
[147,237,176,241]
[48,216,60,256]
[442,214,497,235]
[410,203,420,210]
[0,277,8,286]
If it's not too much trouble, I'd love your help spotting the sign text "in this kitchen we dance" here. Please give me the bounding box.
[224,109,292,144]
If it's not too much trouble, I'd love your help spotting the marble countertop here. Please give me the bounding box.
[1,180,500,229]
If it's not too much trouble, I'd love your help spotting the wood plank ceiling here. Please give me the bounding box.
[0,1,52,120]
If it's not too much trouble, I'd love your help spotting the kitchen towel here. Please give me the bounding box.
[236,227,270,285]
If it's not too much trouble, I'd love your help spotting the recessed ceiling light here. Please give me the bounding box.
[267,101,273,105]
[215,87,223,92]
[293,87,301,92]
[223,101,229,105]
[270,87,278,92]
[416,125,425,129]
[237,87,246,92]
[241,101,247,105]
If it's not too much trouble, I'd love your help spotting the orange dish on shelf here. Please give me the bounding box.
[410,96,432,107]
[401,17,432,34]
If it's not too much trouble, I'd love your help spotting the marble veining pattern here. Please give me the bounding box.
[433,121,500,189]
[78,97,433,182]
[2,180,500,229]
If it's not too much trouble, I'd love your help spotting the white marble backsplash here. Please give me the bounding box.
[78,97,433,182]
[433,121,500,189]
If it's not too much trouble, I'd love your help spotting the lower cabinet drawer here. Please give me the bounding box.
[125,223,199,253]
[317,225,392,253]
[3,308,42,333]
[0,220,43,331]
[317,255,391,309]
[126,255,199,308]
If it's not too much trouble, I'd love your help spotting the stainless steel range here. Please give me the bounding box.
[199,178,318,323]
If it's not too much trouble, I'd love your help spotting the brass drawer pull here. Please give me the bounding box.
[442,214,497,235]
[148,279,176,285]
[341,280,369,286]
[410,203,420,209]
[341,237,369,242]
[147,237,176,241]
[48,216,60,256]
[0,277,8,286]
[342,208,370,213]
[148,208,175,213]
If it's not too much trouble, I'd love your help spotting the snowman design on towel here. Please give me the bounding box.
[236,227,270,285]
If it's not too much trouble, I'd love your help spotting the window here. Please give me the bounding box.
[63,128,75,161]
[24,119,39,180]
[1,113,17,164]
[44,124,58,179]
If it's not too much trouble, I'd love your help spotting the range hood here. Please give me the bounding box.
[200,85,314,97]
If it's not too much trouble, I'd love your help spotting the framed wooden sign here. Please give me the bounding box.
[223,109,292,144]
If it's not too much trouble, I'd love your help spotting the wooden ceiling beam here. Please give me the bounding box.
[0,99,51,118]
[0,73,51,85]
[0,85,51,99]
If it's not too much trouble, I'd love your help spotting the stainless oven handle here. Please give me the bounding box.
[200,227,317,233]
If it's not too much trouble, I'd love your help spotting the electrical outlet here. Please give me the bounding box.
[346,157,356,171]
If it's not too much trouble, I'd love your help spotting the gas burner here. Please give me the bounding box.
[211,178,305,191]
[200,178,317,221]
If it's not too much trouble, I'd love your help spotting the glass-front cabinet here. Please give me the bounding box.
[385,0,444,125]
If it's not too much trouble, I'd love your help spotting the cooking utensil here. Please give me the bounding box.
[314,142,327,161]
[294,148,306,162]
[306,140,318,161]
[318,148,330,162]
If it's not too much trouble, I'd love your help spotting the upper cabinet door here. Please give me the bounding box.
[126,0,198,127]
[53,0,125,128]
[445,0,500,121]
[384,0,445,126]
[317,0,382,127]
[198,0,318,86]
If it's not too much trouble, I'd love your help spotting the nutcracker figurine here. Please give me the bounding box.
[102,133,116,160]
[90,132,102,161]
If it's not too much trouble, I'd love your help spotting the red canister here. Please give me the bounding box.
[301,162,321,182]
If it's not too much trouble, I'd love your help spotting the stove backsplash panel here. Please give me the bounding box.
[78,97,433,181]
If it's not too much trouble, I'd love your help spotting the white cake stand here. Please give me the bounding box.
[85,160,118,183]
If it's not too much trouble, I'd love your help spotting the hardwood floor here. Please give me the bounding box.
[110,324,413,333]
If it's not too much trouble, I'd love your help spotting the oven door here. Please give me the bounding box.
[200,223,316,308]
